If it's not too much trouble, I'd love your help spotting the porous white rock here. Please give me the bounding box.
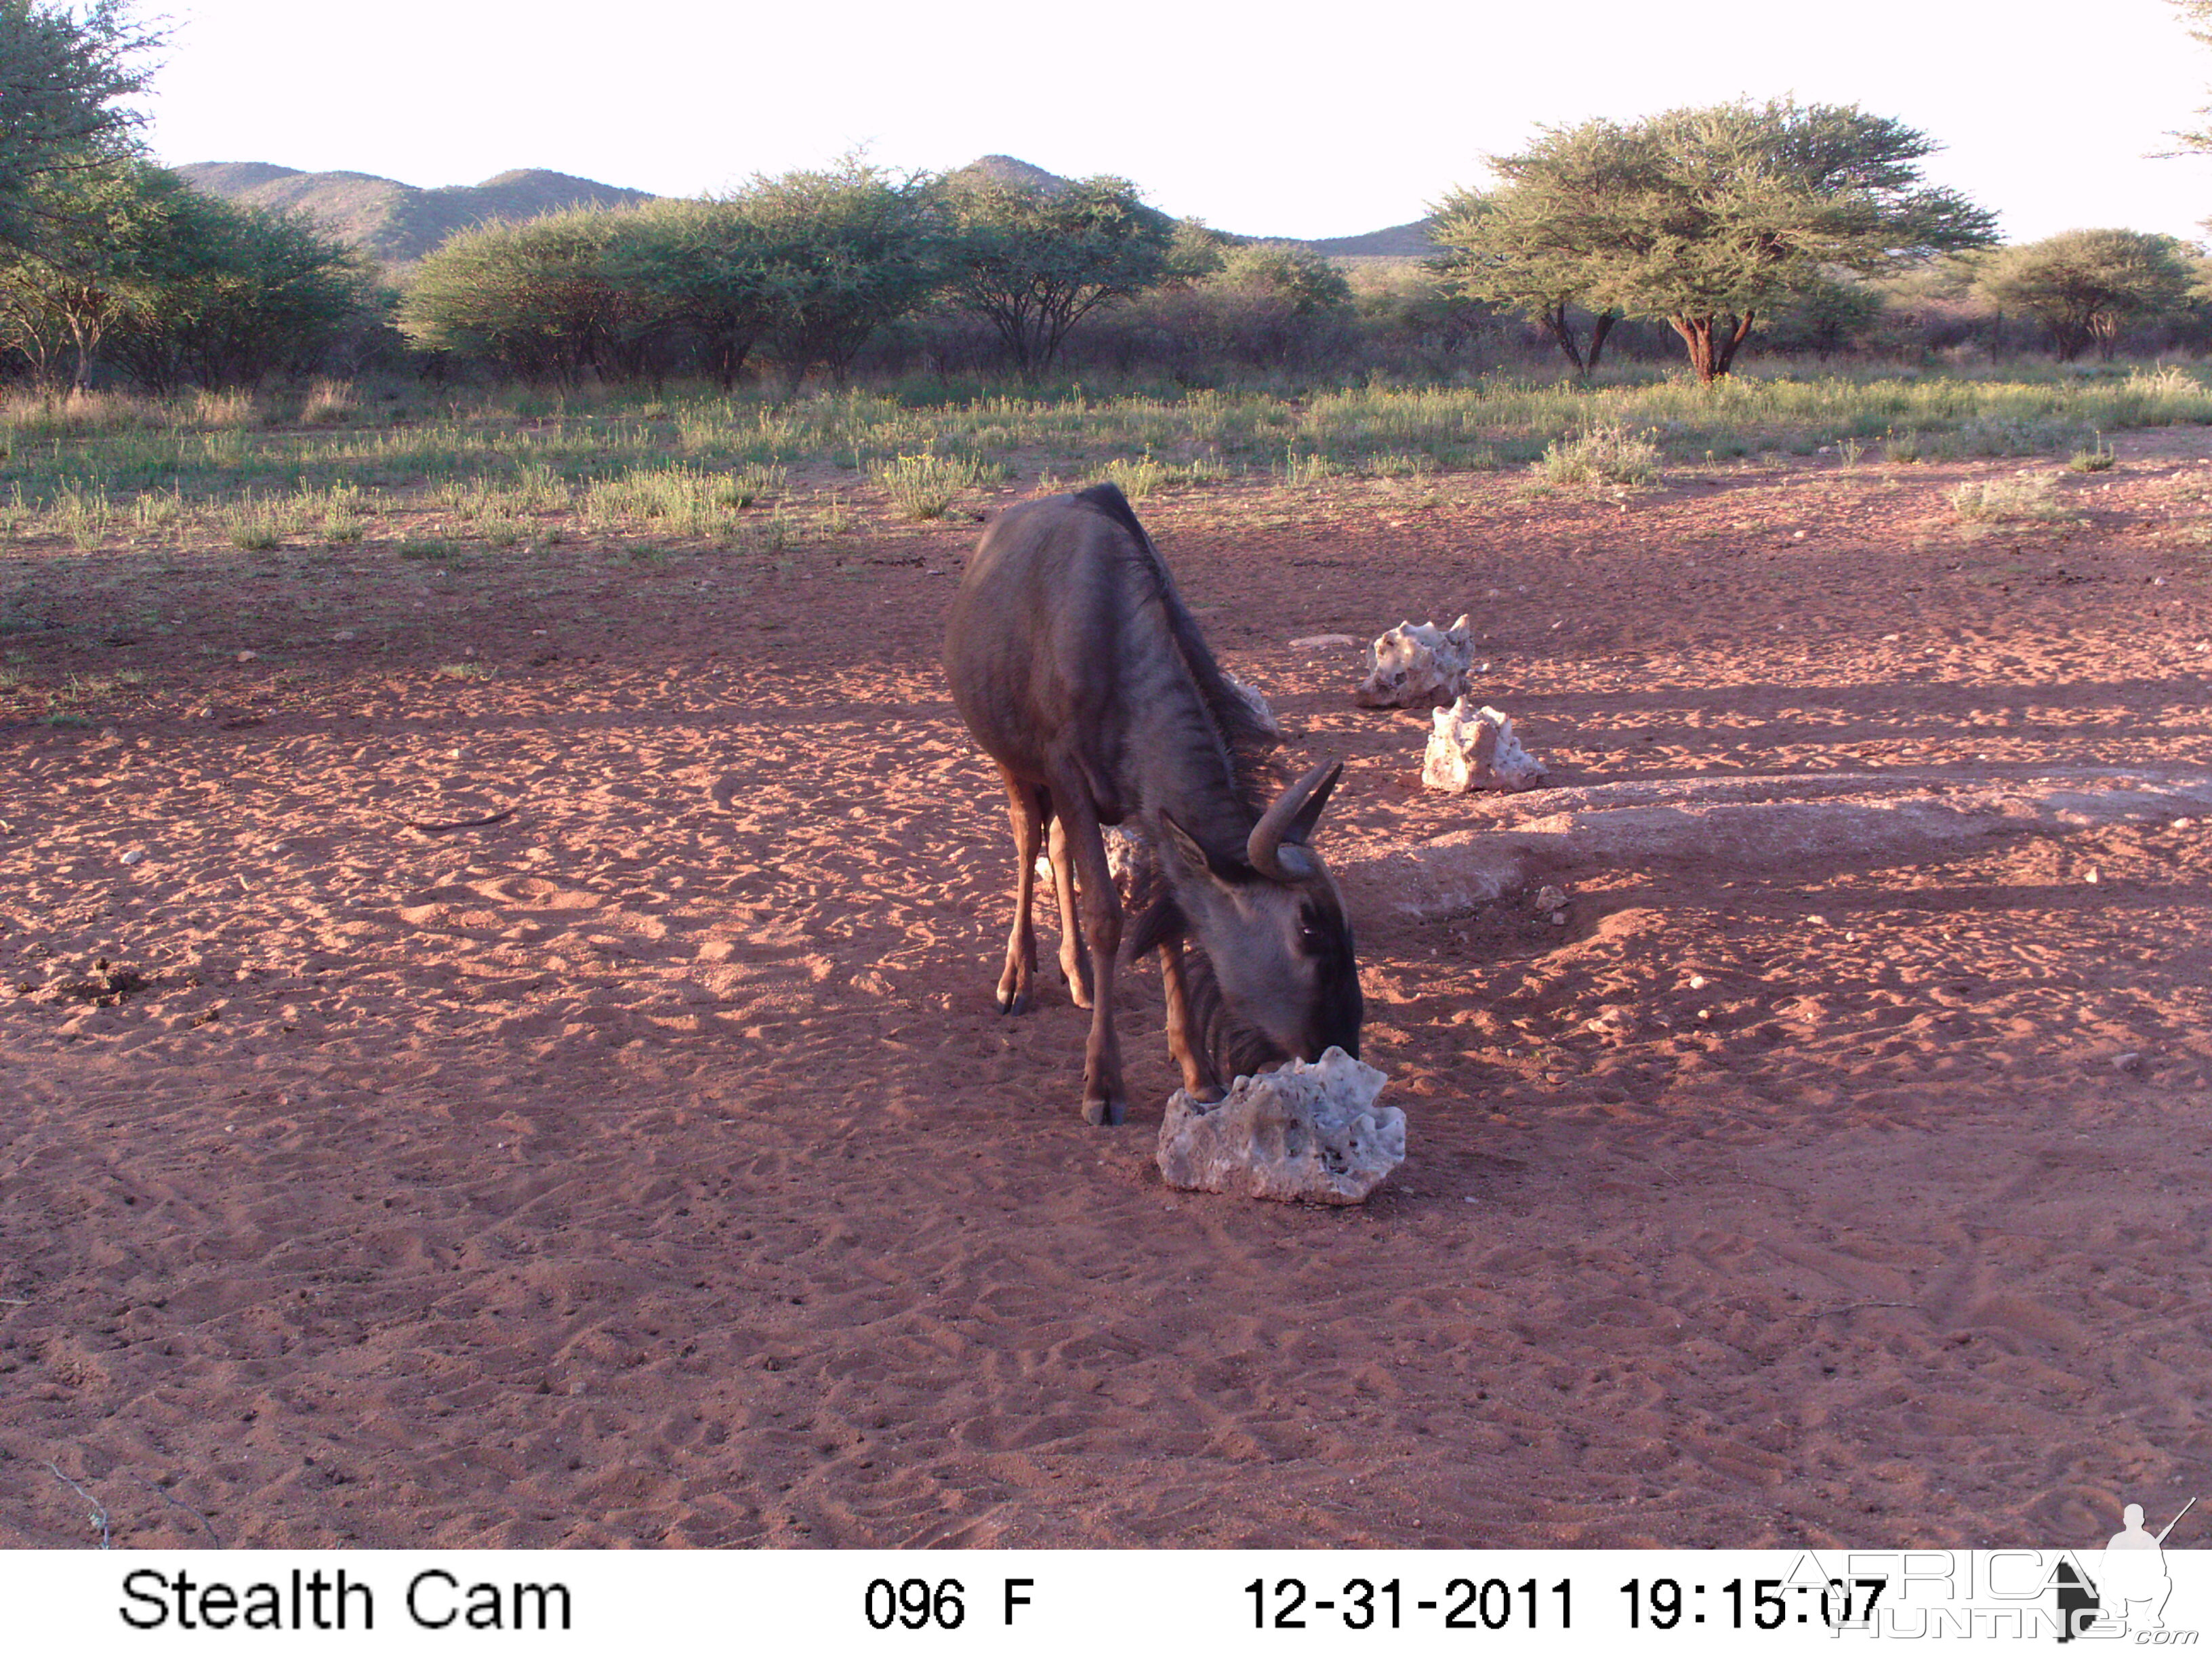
[1033,822,1155,896]
[1355,615,1475,709]
[1422,699,1546,793]
[1156,1048,1404,1205]
[1222,671,1282,739]
[1103,823,1154,890]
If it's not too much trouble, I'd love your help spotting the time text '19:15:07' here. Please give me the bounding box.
[1621,1577,1890,1630]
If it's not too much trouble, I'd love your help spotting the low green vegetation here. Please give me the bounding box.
[1948,470,2072,523]
[1532,423,1662,487]
[2068,433,2118,472]
[0,362,2203,552]
[865,449,999,520]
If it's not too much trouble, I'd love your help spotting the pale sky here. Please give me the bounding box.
[144,0,2212,245]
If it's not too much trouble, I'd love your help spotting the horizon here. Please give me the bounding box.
[148,0,2212,247]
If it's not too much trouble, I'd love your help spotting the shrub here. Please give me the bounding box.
[1534,423,1661,486]
[742,158,942,390]
[1097,451,1165,499]
[582,462,785,531]
[301,379,357,424]
[867,450,994,519]
[1949,471,2070,522]
[2068,434,2117,472]
[399,209,672,384]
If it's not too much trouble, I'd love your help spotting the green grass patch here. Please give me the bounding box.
[2068,433,2118,473]
[1534,424,1662,487]
[867,451,999,520]
[0,363,2205,545]
[1950,471,2072,523]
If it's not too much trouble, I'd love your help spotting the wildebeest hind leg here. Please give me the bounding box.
[1049,774,1126,1126]
[994,769,1045,1014]
[1046,813,1093,1008]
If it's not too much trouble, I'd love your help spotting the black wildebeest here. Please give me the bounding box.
[943,483,1362,1125]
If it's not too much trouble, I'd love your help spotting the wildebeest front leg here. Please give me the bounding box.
[1046,813,1093,1009]
[994,769,1046,1014]
[1159,940,1221,1101]
[1050,776,1126,1126]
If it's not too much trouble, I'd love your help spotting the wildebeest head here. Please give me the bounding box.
[1155,760,1363,1067]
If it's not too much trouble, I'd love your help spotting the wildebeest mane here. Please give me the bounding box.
[1071,483,1277,817]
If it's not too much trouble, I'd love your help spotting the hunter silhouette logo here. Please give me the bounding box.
[2057,1496,2198,1641]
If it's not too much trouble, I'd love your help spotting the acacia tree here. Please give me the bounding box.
[608,198,777,388]
[1442,102,1997,383]
[1430,176,1618,377]
[937,173,1172,377]
[0,157,184,386]
[108,190,375,388]
[740,158,940,391]
[399,209,673,384]
[1973,230,2198,360]
[0,0,161,251]
[2169,0,2212,153]
[1158,241,1357,370]
[0,161,371,388]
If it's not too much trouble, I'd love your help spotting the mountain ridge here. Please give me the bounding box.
[173,163,657,265]
[174,155,1435,264]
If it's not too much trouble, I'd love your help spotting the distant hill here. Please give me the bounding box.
[173,163,657,266]
[1300,219,1437,258]
[945,153,1073,194]
[176,153,1429,266]
[945,155,1433,255]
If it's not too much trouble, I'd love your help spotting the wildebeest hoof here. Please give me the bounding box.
[1082,1096,1127,1128]
[997,989,1030,1015]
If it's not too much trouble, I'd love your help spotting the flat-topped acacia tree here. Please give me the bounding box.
[1437,100,1998,383]
[1431,173,1620,380]
[937,173,1174,378]
[741,158,940,392]
[1973,230,2200,361]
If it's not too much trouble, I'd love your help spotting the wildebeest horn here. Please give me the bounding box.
[1248,760,1343,881]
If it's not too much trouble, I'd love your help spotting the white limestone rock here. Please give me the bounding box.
[1222,670,1282,739]
[1103,823,1154,890]
[1156,1048,1404,1205]
[1422,699,1546,793]
[1033,822,1155,897]
[1355,615,1475,709]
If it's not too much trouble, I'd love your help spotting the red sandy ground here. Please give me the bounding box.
[3,433,2211,1548]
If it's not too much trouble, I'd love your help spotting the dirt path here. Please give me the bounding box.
[3,434,2211,1547]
